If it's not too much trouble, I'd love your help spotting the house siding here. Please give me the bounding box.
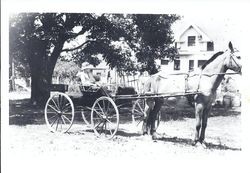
[161,25,215,74]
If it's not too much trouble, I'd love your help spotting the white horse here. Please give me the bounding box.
[143,42,242,145]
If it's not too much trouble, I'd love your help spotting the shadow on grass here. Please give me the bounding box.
[81,128,141,138]
[156,136,241,151]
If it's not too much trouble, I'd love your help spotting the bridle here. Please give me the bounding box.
[228,50,242,74]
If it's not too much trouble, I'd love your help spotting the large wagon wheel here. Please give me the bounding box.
[132,99,161,129]
[91,96,119,139]
[45,92,74,133]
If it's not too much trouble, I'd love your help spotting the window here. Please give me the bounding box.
[188,36,196,46]
[198,60,207,68]
[161,59,169,65]
[207,42,214,51]
[174,60,180,70]
[189,60,194,71]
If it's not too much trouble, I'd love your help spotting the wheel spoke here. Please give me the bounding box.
[137,102,144,112]
[134,109,143,114]
[93,109,104,118]
[57,95,61,110]
[100,122,105,133]
[56,117,60,130]
[48,104,59,113]
[60,95,65,110]
[62,102,71,112]
[47,111,58,114]
[106,118,116,126]
[51,97,60,111]
[48,115,57,121]
[136,120,143,126]
[97,103,105,116]
[102,100,106,112]
[51,116,59,127]
[62,114,72,123]
[63,112,73,115]
[94,120,104,129]
[61,116,67,125]
[104,122,107,136]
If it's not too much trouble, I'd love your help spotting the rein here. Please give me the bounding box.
[158,71,240,79]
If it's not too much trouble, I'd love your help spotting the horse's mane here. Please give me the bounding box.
[201,51,224,70]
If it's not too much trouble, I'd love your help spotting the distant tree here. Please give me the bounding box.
[53,59,80,84]
[132,14,180,74]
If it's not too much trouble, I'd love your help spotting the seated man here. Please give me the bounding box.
[77,65,97,86]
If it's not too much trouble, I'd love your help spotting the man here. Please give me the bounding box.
[76,63,96,86]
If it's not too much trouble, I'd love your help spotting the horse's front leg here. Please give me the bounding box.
[200,105,212,143]
[194,102,204,145]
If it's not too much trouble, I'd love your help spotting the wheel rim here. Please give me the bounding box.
[91,97,119,139]
[45,92,74,133]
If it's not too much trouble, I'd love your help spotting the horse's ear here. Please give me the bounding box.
[229,41,234,52]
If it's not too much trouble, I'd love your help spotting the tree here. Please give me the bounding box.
[10,13,128,105]
[10,13,179,105]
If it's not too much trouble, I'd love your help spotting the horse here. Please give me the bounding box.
[142,42,242,145]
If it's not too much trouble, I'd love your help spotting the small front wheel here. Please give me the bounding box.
[44,92,74,133]
[91,96,119,139]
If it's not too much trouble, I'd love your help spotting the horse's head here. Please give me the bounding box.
[224,42,242,74]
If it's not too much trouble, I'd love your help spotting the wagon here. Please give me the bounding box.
[44,82,199,139]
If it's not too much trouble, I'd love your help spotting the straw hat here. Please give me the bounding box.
[81,62,94,70]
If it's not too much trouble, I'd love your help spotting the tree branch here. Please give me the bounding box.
[61,40,93,52]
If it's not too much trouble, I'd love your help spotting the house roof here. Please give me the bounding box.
[177,24,213,42]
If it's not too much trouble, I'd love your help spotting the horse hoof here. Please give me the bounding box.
[152,132,161,140]
[192,140,198,146]
[195,142,207,149]
[200,141,207,149]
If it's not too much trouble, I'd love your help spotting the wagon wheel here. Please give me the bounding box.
[91,96,119,139]
[132,99,161,129]
[44,92,74,133]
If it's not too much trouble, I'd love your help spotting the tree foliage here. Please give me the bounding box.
[9,13,180,105]
[132,14,180,74]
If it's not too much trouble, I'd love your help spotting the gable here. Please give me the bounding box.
[178,25,212,43]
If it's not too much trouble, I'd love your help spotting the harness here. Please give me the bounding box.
[157,51,241,93]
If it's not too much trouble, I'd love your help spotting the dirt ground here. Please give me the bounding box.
[5,92,245,173]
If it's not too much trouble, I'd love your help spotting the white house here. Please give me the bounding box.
[160,24,215,73]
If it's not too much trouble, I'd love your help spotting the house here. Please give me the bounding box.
[160,24,215,73]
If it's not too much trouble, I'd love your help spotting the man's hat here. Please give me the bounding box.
[81,62,94,70]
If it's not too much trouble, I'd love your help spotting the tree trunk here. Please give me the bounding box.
[28,38,65,106]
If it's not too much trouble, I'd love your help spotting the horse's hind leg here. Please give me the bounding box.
[142,99,155,135]
[151,98,164,136]
[194,102,204,145]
